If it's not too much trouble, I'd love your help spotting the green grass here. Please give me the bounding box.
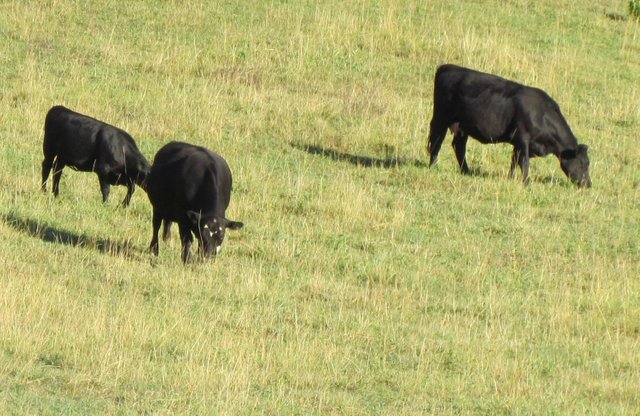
[1,0,639,414]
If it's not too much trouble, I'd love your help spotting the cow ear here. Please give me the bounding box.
[225,219,244,230]
[560,149,576,160]
[186,210,202,225]
[577,144,589,154]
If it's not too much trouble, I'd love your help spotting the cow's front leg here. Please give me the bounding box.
[122,180,135,207]
[521,157,530,186]
[178,223,194,264]
[98,175,111,203]
[513,143,530,186]
[509,148,519,179]
[162,220,172,241]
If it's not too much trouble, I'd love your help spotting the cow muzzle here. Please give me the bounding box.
[579,174,592,188]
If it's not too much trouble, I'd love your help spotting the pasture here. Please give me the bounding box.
[0,0,639,413]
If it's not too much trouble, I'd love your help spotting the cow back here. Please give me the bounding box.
[147,142,232,220]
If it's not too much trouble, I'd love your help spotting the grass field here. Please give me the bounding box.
[1,0,639,414]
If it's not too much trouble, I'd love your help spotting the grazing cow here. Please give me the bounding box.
[41,105,151,206]
[146,141,243,263]
[427,64,592,187]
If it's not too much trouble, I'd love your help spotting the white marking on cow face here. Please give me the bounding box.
[209,231,214,237]
[216,245,222,254]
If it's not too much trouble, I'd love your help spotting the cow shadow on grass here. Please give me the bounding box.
[291,143,574,186]
[291,142,427,168]
[2,213,142,260]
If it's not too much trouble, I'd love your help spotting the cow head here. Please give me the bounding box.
[187,211,244,257]
[560,144,591,188]
[134,162,151,191]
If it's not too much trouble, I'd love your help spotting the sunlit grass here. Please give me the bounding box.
[0,0,638,414]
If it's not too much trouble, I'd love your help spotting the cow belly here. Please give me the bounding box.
[106,170,129,185]
[458,115,514,144]
[154,206,188,223]
[529,140,553,157]
[64,157,97,172]
[462,124,513,144]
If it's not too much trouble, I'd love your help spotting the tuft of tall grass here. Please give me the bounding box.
[631,0,640,19]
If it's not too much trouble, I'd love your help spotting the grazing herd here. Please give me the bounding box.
[40,64,592,264]
[41,109,244,263]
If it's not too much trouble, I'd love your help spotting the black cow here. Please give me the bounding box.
[41,105,151,206]
[146,141,243,263]
[427,64,592,187]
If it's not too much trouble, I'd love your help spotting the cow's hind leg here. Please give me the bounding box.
[451,126,470,174]
[178,222,194,264]
[41,155,55,192]
[150,210,162,256]
[427,118,449,167]
[51,160,65,197]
